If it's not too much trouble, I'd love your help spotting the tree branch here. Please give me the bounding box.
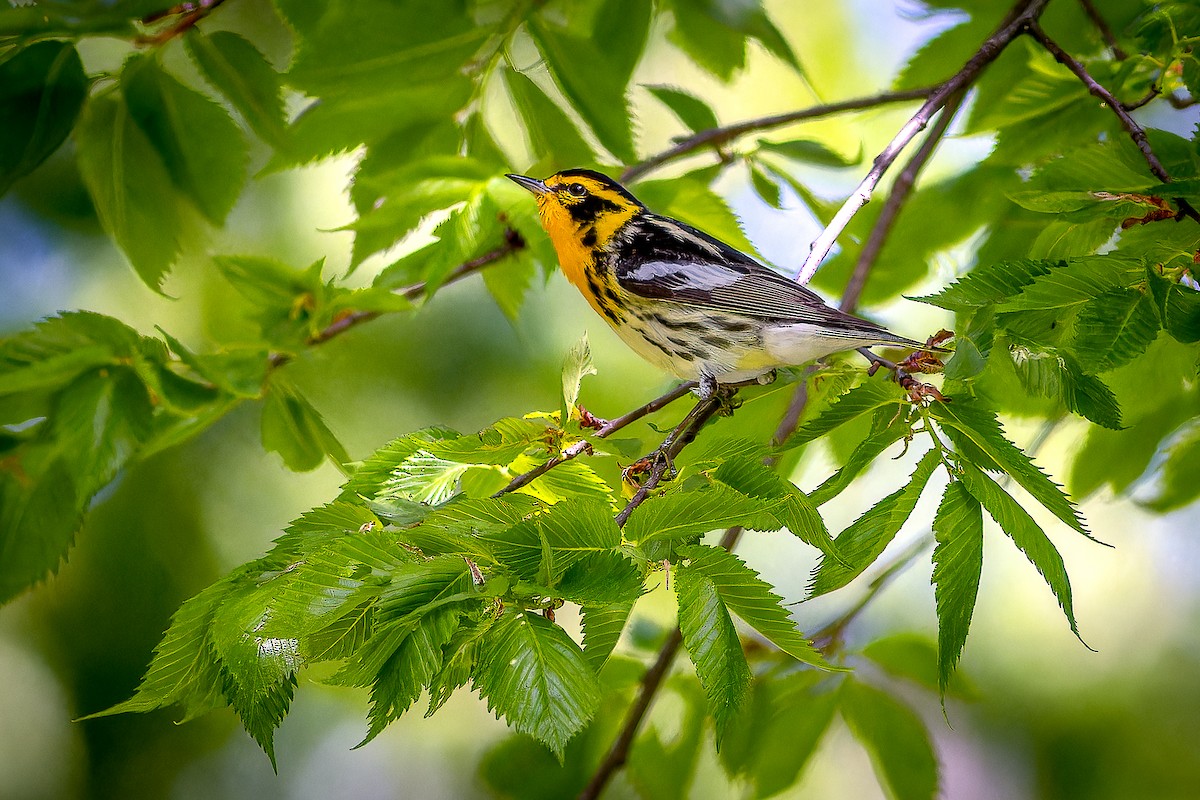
[620,87,937,184]
[268,230,526,369]
[795,0,1050,284]
[1077,0,1127,60]
[1026,22,1169,183]
[136,0,227,45]
[839,90,967,313]
[491,381,697,497]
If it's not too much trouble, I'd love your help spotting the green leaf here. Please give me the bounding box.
[480,498,620,585]
[185,29,288,147]
[623,483,778,542]
[679,545,832,669]
[808,409,910,506]
[664,0,748,80]
[122,54,247,224]
[503,67,595,170]
[674,559,750,739]
[809,449,940,597]
[1155,276,1200,344]
[931,481,983,694]
[993,255,1145,313]
[840,680,938,800]
[580,602,634,671]
[0,41,87,194]
[627,675,706,800]
[913,259,1056,314]
[80,576,234,721]
[646,84,719,132]
[474,610,601,757]
[861,634,976,700]
[359,607,460,747]
[958,465,1082,639]
[748,162,783,209]
[530,0,650,163]
[561,333,597,421]
[758,138,860,168]
[712,456,839,559]
[1071,288,1161,372]
[781,379,903,448]
[74,91,184,289]
[557,551,644,606]
[929,400,1091,538]
[1009,350,1123,429]
[719,672,838,798]
[260,377,348,472]
[214,630,299,770]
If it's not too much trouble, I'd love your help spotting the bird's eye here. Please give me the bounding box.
[566,183,587,197]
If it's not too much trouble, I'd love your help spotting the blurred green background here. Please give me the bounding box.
[3,1,1199,798]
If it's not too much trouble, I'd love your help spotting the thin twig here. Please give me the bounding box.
[1077,0,1128,60]
[795,0,1050,284]
[1121,85,1160,111]
[491,381,697,497]
[136,0,227,45]
[268,230,525,369]
[839,90,967,313]
[620,87,937,183]
[1026,22,1169,183]
[613,393,727,527]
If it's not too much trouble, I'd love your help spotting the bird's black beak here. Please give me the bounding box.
[506,173,550,196]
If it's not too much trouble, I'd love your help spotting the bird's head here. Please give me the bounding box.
[506,169,644,250]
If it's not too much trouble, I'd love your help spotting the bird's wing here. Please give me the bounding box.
[615,255,912,343]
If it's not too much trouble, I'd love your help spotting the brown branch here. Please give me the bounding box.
[839,90,967,313]
[620,87,937,184]
[491,381,697,497]
[1026,22,1170,183]
[1077,0,1128,60]
[795,0,1050,283]
[269,229,525,369]
[1121,85,1160,112]
[136,0,227,45]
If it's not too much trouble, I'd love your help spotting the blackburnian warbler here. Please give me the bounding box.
[507,169,932,397]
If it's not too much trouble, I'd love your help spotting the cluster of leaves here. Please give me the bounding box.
[4,0,1200,796]
[83,335,1089,800]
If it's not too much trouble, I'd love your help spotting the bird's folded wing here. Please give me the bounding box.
[616,257,894,338]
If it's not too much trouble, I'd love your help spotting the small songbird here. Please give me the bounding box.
[507,169,930,397]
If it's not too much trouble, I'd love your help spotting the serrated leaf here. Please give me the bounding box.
[712,456,838,558]
[504,67,595,169]
[623,483,778,542]
[0,40,87,194]
[958,465,1081,639]
[1146,422,1200,511]
[529,0,649,162]
[480,498,620,585]
[474,610,601,757]
[809,449,940,597]
[675,560,750,739]
[913,259,1055,314]
[748,162,783,208]
[861,634,976,700]
[122,54,247,224]
[781,379,903,449]
[994,256,1145,312]
[929,400,1092,538]
[1071,288,1161,372]
[808,409,909,506]
[646,84,719,132]
[185,29,287,147]
[380,449,470,505]
[561,333,597,420]
[74,92,183,289]
[557,551,644,606]
[359,607,460,747]
[931,481,983,694]
[81,578,234,720]
[840,680,938,800]
[216,634,299,770]
[580,601,634,671]
[680,545,832,669]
